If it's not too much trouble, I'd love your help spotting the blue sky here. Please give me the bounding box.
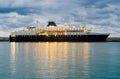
[0,0,120,37]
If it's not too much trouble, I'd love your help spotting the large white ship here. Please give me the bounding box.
[9,21,110,42]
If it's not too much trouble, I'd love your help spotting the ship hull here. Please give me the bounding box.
[9,34,109,42]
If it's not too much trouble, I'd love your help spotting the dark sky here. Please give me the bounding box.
[0,0,120,37]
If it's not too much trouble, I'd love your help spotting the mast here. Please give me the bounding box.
[80,22,83,29]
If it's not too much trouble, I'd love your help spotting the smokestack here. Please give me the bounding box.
[47,21,57,27]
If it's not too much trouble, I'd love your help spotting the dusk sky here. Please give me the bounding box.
[0,0,120,37]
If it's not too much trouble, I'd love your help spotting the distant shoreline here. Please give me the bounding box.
[0,37,120,42]
[0,37,9,41]
[106,37,120,42]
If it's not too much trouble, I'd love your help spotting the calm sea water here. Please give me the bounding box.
[0,42,120,79]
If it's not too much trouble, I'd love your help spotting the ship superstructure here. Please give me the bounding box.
[10,21,110,42]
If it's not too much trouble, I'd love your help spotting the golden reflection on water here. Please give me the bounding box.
[10,42,17,74]
[83,43,90,78]
[10,42,91,78]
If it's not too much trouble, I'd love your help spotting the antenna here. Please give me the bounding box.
[69,17,74,27]
[35,20,40,28]
[80,22,83,29]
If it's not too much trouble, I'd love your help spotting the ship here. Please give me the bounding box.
[9,21,110,42]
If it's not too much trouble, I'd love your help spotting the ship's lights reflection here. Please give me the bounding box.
[10,42,91,78]
[10,42,17,74]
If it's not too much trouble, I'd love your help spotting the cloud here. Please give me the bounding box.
[0,0,120,37]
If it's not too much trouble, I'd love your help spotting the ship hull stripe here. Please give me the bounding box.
[9,34,109,42]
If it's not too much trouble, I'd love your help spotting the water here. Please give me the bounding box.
[0,42,120,79]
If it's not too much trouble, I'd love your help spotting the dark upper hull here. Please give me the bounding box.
[9,34,109,42]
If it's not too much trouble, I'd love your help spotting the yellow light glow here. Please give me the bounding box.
[11,34,16,37]
[10,42,16,74]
